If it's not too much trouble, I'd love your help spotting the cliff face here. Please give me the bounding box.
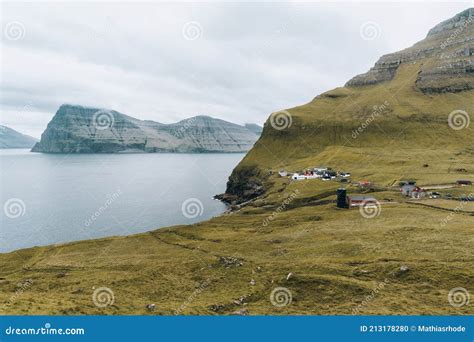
[225,8,474,203]
[346,8,473,93]
[32,105,261,153]
[0,125,38,148]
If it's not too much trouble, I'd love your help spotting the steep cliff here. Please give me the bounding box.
[346,8,473,93]
[32,105,261,153]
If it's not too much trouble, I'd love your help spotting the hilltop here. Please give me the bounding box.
[0,9,472,316]
[32,105,261,153]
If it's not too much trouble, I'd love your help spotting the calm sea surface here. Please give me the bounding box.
[0,149,244,252]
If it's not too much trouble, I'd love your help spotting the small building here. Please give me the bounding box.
[358,180,372,188]
[336,188,347,208]
[401,184,425,198]
[399,180,416,187]
[411,187,426,199]
[457,180,472,186]
[347,195,377,208]
[314,167,328,172]
[324,170,337,178]
[278,170,288,177]
[401,184,416,196]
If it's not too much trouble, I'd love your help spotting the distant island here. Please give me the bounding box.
[0,125,38,148]
[32,104,262,153]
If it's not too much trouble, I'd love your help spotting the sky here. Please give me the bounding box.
[0,1,472,138]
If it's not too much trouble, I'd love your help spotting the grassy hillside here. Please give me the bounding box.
[1,11,473,315]
[239,62,473,173]
[0,179,472,315]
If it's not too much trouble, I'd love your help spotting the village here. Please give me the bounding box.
[279,167,474,210]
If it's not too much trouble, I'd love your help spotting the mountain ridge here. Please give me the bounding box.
[32,104,262,153]
[346,8,473,93]
[0,125,38,148]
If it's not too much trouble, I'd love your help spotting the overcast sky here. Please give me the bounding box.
[0,1,471,138]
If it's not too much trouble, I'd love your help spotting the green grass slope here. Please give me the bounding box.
[1,10,473,315]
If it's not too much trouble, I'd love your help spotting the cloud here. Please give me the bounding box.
[0,1,469,138]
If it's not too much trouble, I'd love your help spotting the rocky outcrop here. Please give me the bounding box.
[0,125,38,148]
[346,8,473,93]
[223,165,268,204]
[32,105,262,153]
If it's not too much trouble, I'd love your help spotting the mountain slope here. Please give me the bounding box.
[347,8,473,93]
[225,8,473,202]
[32,105,261,153]
[0,125,38,148]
